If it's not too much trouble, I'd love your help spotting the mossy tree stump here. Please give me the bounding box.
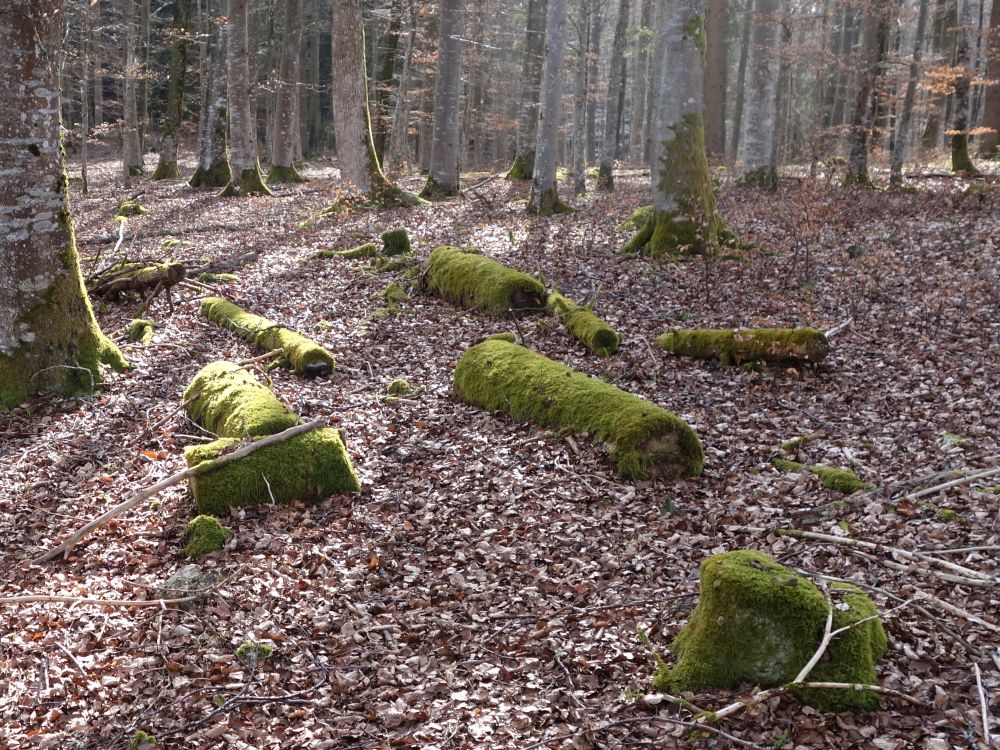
[655,327,829,366]
[454,340,703,479]
[654,550,888,711]
[381,229,412,257]
[547,291,620,356]
[424,246,546,316]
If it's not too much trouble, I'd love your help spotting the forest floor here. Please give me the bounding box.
[1,150,999,750]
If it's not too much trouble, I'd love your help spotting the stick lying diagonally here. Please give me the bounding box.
[29,418,326,565]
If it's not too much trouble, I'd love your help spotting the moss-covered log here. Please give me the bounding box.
[316,242,377,260]
[454,340,703,479]
[654,550,887,711]
[617,205,654,232]
[381,228,412,257]
[773,458,874,494]
[424,246,546,316]
[547,291,620,356]
[89,261,187,298]
[128,318,155,345]
[184,361,298,437]
[183,428,360,514]
[116,199,147,217]
[655,327,829,366]
[200,297,335,377]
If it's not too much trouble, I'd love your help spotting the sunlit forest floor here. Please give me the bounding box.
[2,147,999,749]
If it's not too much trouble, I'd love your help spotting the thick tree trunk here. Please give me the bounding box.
[269,0,305,182]
[623,0,726,257]
[978,0,1000,157]
[845,1,888,186]
[190,6,231,188]
[0,0,126,409]
[597,0,631,190]
[222,0,271,196]
[122,0,144,178]
[507,0,548,180]
[950,0,978,172]
[890,0,931,185]
[729,0,752,160]
[153,0,193,180]
[421,0,464,198]
[528,0,570,215]
[704,0,728,157]
[573,0,592,194]
[737,0,781,187]
[586,4,604,162]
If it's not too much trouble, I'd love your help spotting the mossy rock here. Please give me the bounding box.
[374,256,417,273]
[386,378,412,396]
[425,246,546,316]
[236,640,274,665]
[128,318,154,345]
[200,297,335,377]
[184,428,360,514]
[548,291,620,356]
[317,242,378,260]
[454,340,703,480]
[654,550,887,711]
[182,515,232,557]
[655,327,829,366]
[183,361,297,438]
[381,228,412,257]
[773,458,874,494]
[617,204,654,232]
[116,199,147,218]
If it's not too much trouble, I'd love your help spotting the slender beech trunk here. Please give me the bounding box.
[528,0,570,214]
[386,0,418,173]
[303,0,322,156]
[845,1,889,186]
[729,0,752,161]
[586,3,604,162]
[573,0,592,193]
[624,0,725,256]
[122,0,144,177]
[93,2,103,127]
[628,0,654,161]
[978,0,1000,156]
[737,0,781,187]
[373,0,404,163]
[951,0,978,171]
[597,0,631,190]
[80,11,90,194]
[190,5,231,187]
[153,0,193,180]
[890,0,931,184]
[704,0,728,157]
[269,0,305,182]
[420,0,464,198]
[222,0,270,195]
[0,0,126,409]
[507,0,549,179]
[137,0,150,154]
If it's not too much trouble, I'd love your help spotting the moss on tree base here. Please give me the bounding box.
[189,158,232,188]
[595,163,614,192]
[772,458,874,494]
[655,327,829,366]
[622,208,722,257]
[424,246,547,316]
[184,361,298,437]
[951,135,979,174]
[419,174,461,200]
[654,550,887,711]
[200,297,335,377]
[454,339,703,480]
[267,163,306,184]
[547,291,620,356]
[737,166,779,190]
[528,187,574,216]
[505,152,535,181]
[151,160,182,181]
[617,205,654,233]
[220,165,273,197]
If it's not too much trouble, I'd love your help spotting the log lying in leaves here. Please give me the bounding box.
[89,261,187,298]
[316,242,377,260]
[424,246,546,316]
[548,291,620,356]
[200,297,335,377]
[454,339,703,480]
[189,250,259,277]
[773,458,874,494]
[184,361,298,437]
[128,318,155,345]
[655,327,829,366]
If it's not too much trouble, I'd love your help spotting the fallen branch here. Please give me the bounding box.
[823,317,853,338]
[29,418,326,565]
[901,465,1000,503]
[0,591,213,608]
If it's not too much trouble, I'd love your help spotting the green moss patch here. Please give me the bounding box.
[200,297,334,377]
[548,291,621,356]
[127,729,156,750]
[184,361,297,438]
[617,205,654,233]
[128,318,155,345]
[773,458,874,494]
[425,246,546,316]
[654,550,887,711]
[183,428,360,514]
[317,242,378,260]
[197,272,239,283]
[116,199,147,218]
[182,515,232,557]
[655,327,829,366]
[486,332,519,343]
[386,378,412,396]
[454,340,703,480]
[381,228,412,257]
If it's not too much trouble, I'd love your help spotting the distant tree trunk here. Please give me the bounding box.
[303,0,322,156]
[704,0,728,157]
[596,0,630,190]
[628,0,654,161]
[586,3,604,162]
[122,0,144,178]
[845,1,889,186]
[890,0,931,185]
[950,0,978,171]
[153,0,193,180]
[269,0,305,182]
[737,0,781,187]
[93,1,103,127]
[922,0,958,149]
[137,0,150,154]
[507,0,548,179]
[978,0,1000,157]
[190,5,231,188]
[222,0,270,196]
[573,0,592,193]
[420,0,464,198]
[80,10,90,195]
[528,0,570,214]
[623,0,726,256]
[729,0,752,160]
[373,0,403,164]
[386,0,418,173]
[1,0,126,409]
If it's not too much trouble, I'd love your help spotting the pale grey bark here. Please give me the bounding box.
[529,0,569,213]
[737,0,781,185]
[890,0,931,184]
[190,6,230,187]
[223,0,269,194]
[386,0,418,172]
[704,0,728,157]
[270,0,305,179]
[573,0,592,194]
[422,0,464,197]
[628,0,654,160]
[331,0,376,194]
[510,0,548,178]
[122,0,143,177]
[729,0,752,160]
[153,0,192,180]
[80,9,90,194]
[597,0,631,190]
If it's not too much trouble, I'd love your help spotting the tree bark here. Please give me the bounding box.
[737,0,781,187]
[190,3,231,188]
[950,0,978,172]
[386,0,418,173]
[80,8,91,195]
[421,0,464,198]
[628,0,655,161]
[529,0,570,215]
[597,0,631,190]
[845,0,889,186]
[704,0,728,157]
[728,0,752,160]
[0,0,126,409]
[507,0,548,180]
[122,0,144,178]
[573,0,592,193]
[586,2,604,162]
[890,0,931,185]
[373,0,404,164]
[978,0,1000,156]
[153,0,193,180]
[269,0,305,182]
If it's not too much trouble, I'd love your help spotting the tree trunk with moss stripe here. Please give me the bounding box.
[0,0,126,409]
[736,0,781,188]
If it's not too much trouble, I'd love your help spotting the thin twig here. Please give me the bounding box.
[974,662,993,746]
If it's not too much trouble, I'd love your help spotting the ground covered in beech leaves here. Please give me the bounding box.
[2,151,999,750]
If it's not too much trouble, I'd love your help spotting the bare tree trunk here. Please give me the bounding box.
[303,0,322,156]
[890,0,931,184]
[737,0,781,187]
[573,0,592,193]
[93,1,103,127]
[386,0,418,173]
[0,0,126,409]
[80,9,90,195]
[586,2,604,162]
[704,0,728,157]
[729,0,752,161]
[268,0,305,182]
[845,0,888,186]
[222,0,271,196]
[978,0,1000,156]
[373,0,404,164]
[122,0,144,178]
[507,0,548,179]
[597,0,631,190]
[190,4,231,188]
[153,0,193,180]
[950,0,978,171]
[529,0,570,214]
[420,0,464,198]
[628,0,654,161]
[137,0,150,154]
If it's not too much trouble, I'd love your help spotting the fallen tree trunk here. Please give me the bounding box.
[184,361,298,437]
[548,291,621,356]
[200,297,335,377]
[655,327,829,366]
[454,339,703,480]
[89,261,187,298]
[189,250,259,276]
[424,246,546,316]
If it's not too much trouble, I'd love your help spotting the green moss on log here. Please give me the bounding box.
[548,291,620,356]
[183,361,297,437]
[425,246,546,316]
[454,339,703,480]
[128,318,154,345]
[116,199,147,217]
[183,428,360,514]
[182,514,232,557]
[381,229,412,257]
[653,550,887,711]
[655,327,829,366]
[486,332,518,343]
[772,458,874,494]
[317,242,378,260]
[200,297,335,377]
